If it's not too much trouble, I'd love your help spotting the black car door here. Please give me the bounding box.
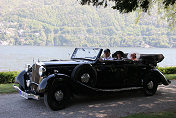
[123,61,143,87]
[95,61,125,89]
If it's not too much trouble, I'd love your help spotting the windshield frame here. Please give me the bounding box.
[71,48,103,61]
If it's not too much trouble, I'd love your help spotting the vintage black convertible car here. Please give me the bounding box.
[13,48,170,110]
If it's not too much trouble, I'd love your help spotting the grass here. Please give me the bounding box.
[0,83,18,94]
[122,111,176,118]
[164,74,176,80]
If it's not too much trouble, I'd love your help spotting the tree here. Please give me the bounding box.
[79,0,176,28]
[79,0,175,12]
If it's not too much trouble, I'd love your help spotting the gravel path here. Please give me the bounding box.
[0,80,176,118]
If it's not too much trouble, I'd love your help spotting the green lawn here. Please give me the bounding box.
[0,83,18,94]
[165,74,176,80]
[122,111,176,118]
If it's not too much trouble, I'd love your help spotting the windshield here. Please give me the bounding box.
[71,48,101,61]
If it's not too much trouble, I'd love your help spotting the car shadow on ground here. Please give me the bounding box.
[71,89,144,105]
[17,86,176,118]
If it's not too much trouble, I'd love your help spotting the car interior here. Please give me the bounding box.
[99,50,164,67]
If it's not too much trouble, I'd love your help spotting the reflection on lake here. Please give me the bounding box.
[0,46,176,71]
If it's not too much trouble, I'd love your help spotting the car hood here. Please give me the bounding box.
[36,60,91,66]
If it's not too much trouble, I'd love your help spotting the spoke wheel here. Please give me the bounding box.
[72,64,97,87]
[143,79,158,96]
[44,83,70,111]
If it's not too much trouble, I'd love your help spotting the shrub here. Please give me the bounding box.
[157,67,176,74]
[0,71,19,84]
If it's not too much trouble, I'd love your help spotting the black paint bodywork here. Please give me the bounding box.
[15,48,170,97]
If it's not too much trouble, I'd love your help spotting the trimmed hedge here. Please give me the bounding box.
[157,67,176,74]
[0,71,19,84]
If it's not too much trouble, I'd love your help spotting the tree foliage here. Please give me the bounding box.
[79,0,175,12]
[79,0,176,28]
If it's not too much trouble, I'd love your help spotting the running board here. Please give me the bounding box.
[76,81,143,92]
[96,87,143,92]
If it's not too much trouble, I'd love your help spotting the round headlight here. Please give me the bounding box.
[39,66,46,76]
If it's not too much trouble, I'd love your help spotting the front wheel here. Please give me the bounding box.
[44,83,71,111]
[143,79,158,96]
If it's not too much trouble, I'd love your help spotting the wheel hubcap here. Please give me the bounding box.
[81,73,90,83]
[54,90,64,101]
[147,81,154,89]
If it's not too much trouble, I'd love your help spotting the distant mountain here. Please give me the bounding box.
[0,0,175,48]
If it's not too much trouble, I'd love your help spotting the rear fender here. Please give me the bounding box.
[38,73,70,93]
[151,69,170,85]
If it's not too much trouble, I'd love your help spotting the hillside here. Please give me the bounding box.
[0,0,175,48]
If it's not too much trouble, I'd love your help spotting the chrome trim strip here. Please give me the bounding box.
[96,87,143,92]
[76,81,142,92]
[13,85,40,100]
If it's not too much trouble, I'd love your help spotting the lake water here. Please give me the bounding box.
[0,46,176,71]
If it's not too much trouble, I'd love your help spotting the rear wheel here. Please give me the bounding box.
[44,83,71,111]
[143,78,158,96]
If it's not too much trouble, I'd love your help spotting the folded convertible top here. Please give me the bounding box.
[140,54,164,63]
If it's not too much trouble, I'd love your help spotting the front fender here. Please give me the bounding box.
[37,73,70,93]
[15,70,26,89]
[151,68,170,85]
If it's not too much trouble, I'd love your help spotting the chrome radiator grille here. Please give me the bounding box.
[32,64,41,84]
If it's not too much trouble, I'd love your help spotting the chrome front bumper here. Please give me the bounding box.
[13,85,40,100]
